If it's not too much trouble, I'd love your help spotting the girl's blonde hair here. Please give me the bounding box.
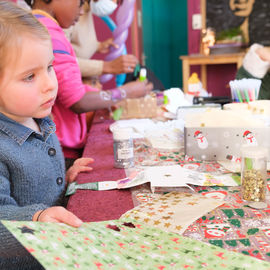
[0,1,50,76]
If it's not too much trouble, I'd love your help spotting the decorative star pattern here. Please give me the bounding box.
[19,226,35,235]
[122,191,223,235]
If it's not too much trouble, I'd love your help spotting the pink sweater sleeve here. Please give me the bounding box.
[53,52,97,109]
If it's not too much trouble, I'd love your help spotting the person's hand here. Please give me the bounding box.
[123,80,154,99]
[103,54,138,74]
[33,207,83,227]
[256,47,270,63]
[98,38,118,54]
[66,157,94,183]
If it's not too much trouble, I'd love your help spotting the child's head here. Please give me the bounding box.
[0,1,58,123]
[24,0,85,29]
[0,1,51,76]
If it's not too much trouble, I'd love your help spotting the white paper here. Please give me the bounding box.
[98,181,117,190]
[144,165,239,189]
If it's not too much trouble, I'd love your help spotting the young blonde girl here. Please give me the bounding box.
[0,2,92,269]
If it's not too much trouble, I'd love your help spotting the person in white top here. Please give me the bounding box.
[64,0,138,80]
[236,43,270,99]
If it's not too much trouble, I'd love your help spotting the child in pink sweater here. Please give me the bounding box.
[24,0,153,166]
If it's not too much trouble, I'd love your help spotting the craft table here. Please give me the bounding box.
[67,110,270,263]
[180,52,245,93]
[67,110,134,221]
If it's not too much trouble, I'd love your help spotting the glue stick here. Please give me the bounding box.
[139,68,147,82]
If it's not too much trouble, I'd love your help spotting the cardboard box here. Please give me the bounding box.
[184,127,270,161]
[117,93,157,119]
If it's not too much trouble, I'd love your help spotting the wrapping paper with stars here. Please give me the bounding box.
[2,219,270,269]
[121,191,224,235]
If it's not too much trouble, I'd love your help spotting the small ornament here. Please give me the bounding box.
[188,73,202,96]
[201,28,216,55]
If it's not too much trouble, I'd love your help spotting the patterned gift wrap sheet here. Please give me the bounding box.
[2,219,270,270]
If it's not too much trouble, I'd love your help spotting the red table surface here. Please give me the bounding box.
[67,110,134,222]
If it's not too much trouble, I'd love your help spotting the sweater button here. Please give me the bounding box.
[48,148,56,156]
[56,177,63,185]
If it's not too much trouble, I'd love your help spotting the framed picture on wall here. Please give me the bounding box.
[201,0,270,46]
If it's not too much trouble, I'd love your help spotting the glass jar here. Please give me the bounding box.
[241,146,267,203]
[113,127,134,169]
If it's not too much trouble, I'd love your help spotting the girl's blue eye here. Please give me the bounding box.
[24,73,35,82]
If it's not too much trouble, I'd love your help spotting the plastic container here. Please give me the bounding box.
[113,127,134,168]
[241,146,267,203]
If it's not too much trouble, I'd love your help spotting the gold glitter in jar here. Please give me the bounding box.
[242,169,265,202]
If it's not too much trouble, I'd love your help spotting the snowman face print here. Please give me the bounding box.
[243,130,258,146]
[194,130,209,149]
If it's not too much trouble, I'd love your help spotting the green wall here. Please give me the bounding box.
[142,0,188,89]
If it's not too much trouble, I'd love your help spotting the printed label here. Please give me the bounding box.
[117,147,133,159]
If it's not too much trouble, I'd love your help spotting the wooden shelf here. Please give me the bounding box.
[180,52,245,93]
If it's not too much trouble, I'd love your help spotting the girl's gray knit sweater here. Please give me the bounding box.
[0,113,66,269]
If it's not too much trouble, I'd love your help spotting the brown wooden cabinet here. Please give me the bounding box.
[180,52,245,93]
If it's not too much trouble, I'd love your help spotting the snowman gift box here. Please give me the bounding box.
[184,108,270,161]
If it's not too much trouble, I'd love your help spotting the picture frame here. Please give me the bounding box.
[201,0,270,46]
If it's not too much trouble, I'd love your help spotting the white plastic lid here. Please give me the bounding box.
[140,68,147,78]
[113,127,133,140]
[240,145,268,159]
